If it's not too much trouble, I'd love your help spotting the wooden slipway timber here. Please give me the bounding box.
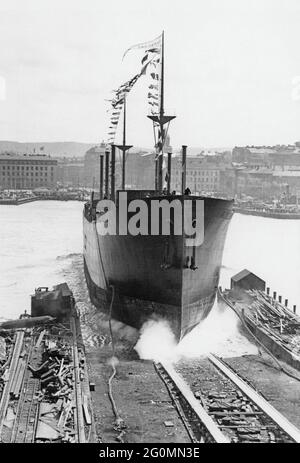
[83,191,233,341]
[0,284,94,443]
[218,287,300,371]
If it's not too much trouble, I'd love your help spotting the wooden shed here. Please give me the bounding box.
[230,269,266,292]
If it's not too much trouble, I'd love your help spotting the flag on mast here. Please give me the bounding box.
[122,34,162,60]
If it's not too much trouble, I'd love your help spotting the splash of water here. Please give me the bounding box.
[177,303,258,359]
[134,302,258,362]
[134,318,178,362]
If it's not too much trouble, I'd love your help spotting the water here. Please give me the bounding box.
[0,201,84,320]
[0,202,299,356]
[220,213,300,309]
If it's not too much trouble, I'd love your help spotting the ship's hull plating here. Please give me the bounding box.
[83,195,233,340]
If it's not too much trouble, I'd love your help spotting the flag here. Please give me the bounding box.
[122,34,162,60]
[141,46,160,65]
[147,48,160,54]
[106,38,161,144]
[148,92,159,100]
[140,61,152,75]
[141,53,149,65]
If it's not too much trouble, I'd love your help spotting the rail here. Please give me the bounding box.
[208,354,300,443]
[156,355,300,443]
[71,317,86,443]
[155,361,229,443]
[0,330,25,438]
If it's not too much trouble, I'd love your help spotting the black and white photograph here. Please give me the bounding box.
[0,0,300,451]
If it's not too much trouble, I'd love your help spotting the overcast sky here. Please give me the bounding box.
[0,0,299,148]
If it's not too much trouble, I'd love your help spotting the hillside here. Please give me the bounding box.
[0,141,94,158]
[0,141,232,158]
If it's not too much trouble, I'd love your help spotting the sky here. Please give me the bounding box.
[0,0,299,148]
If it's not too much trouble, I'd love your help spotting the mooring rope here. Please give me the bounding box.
[107,284,126,441]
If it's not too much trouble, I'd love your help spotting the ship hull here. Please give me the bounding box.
[83,194,233,340]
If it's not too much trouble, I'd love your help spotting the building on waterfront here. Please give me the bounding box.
[272,170,300,198]
[56,157,84,187]
[232,144,300,167]
[0,153,58,189]
[220,165,300,201]
[235,168,274,199]
[228,144,300,200]
[269,152,300,170]
[84,143,107,188]
[171,155,226,194]
[124,151,155,189]
[84,143,156,190]
[232,146,274,166]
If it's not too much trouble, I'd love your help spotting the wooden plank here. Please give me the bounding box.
[82,395,91,425]
[209,354,300,443]
[35,330,46,348]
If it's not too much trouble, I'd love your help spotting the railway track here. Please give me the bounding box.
[10,338,42,443]
[0,330,25,440]
[0,319,92,443]
[71,316,86,443]
[155,354,300,443]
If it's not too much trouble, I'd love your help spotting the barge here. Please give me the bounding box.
[218,270,300,371]
[0,283,94,443]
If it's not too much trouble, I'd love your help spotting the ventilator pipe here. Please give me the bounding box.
[181,145,187,195]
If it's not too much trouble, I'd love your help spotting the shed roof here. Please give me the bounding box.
[231,269,264,282]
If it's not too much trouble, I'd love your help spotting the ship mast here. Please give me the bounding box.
[116,94,132,190]
[148,31,176,193]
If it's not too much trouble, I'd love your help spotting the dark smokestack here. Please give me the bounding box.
[99,155,104,200]
[167,152,172,194]
[293,305,297,314]
[278,295,282,303]
[105,149,110,198]
[110,144,116,202]
[284,299,288,307]
[266,287,270,295]
[181,145,187,195]
[273,291,277,300]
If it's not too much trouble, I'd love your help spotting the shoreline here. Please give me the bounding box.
[234,207,300,220]
[0,197,85,205]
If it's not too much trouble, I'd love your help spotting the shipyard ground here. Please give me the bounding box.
[86,344,190,443]
[84,325,300,443]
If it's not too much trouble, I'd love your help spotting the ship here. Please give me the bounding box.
[83,33,233,340]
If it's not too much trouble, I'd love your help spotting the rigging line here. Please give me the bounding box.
[163,121,171,152]
[152,122,158,158]
[108,285,116,357]
[94,221,109,290]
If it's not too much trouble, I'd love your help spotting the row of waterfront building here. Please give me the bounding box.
[1,140,300,201]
